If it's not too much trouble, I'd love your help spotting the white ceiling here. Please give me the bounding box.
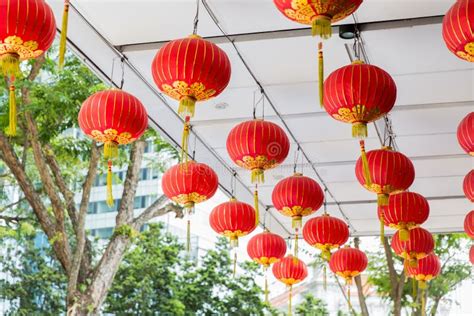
[47,0,473,237]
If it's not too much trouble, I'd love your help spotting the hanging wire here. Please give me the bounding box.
[192,129,197,160]
[263,206,270,230]
[323,188,328,215]
[119,57,125,89]
[252,90,257,119]
[192,0,200,35]
[261,88,265,119]
[293,146,301,174]
[230,170,237,198]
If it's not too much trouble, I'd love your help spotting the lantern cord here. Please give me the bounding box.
[323,188,328,215]
[412,277,417,301]
[323,264,327,291]
[186,219,191,253]
[232,251,237,277]
[254,186,260,227]
[379,206,385,244]
[106,160,114,207]
[347,285,352,313]
[264,267,269,303]
[421,288,426,316]
[58,0,70,69]
[230,170,237,197]
[263,207,269,230]
[181,117,191,163]
[294,231,299,260]
[318,42,324,107]
[288,285,293,316]
[359,140,372,187]
[120,57,125,89]
[192,0,200,35]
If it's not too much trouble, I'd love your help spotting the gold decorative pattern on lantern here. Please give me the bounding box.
[172,192,209,205]
[236,155,280,172]
[332,104,382,124]
[457,42,474,62]
[253,257,281,267]
[0,36,43,60]
[389,221,418,231]
[222,230,251,239]
[335,270,361,283]
[315,243,340,252]
[90,129,136,145]
[283,0,359,25]
[162,81,216,101]
[363,183,404,195]
[400,251,428,261]
[280,277,302,285]
[280,205,315,217]
[413,274,436,282]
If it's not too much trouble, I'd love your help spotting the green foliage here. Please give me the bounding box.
[295,294,329,316]
[0,229,66,315]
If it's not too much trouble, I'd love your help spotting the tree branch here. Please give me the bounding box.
[0,215,26,224]
[0,197,27,213]
[132,195,183,230]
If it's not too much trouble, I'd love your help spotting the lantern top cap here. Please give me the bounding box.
[381,146,393,151]
[352,60,365,65]
[293,172,303,177]
[188,34,202,39]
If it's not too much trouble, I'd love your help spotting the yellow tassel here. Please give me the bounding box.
[412,277,417,300]
[421,288,426,316]
[318,42,324,107]
[104,141,119,160]
[186,219,191,253]
[264,268,269,303]
[106,160,114,207]
[6,84,16,137]
[380,217,385,244]
[359,140,372,187]
[178,96,196,118]
[312,15,332,39]
[251,168,264,184]
[254,189,260,227]
[347,285,352,313]
[409,258,418,268]
[418,280,427,290]
[233,251,237,278]
[377,193,389,206]
[294,233,299,259]
[288,285,293,316]
[58,1,70,69]
[321,249,331,262]
[230,236,239,248]
[0,53,21,77]
[292,216,302,230]
[181,119,191,163]
[323,264,327,291]
[400,228,410,242]
[353,122,368,138]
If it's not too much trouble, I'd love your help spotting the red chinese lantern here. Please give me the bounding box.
[78,89,148,205]
[227,119,290,226]
[247,230,287,302]
[391,227,434,267]
[323,61,397,138]
[405,253,441,288]
[464,210,474,238]
[457,112,474,155]
[355,145,415,206]
[209,198,256,248]
[442,0,474,62]
[385,192,430,241]
[151,35,231,118]
[272,173,324,229]
[0,0,56,136]
[470,245,474,265]
[247,230,287,267]
[273,255,308,315]
[464,170,474,202]
[302,214,349,260]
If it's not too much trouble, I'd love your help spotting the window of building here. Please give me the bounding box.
[90,227,113,239]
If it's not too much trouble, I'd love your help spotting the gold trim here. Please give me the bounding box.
[172,192,208,205]
[333,104,381,124]
[90,129,135,145]
[162,80,216,102]
[0,36,43,60]
[236,155,280,172]
[456,41,474,62]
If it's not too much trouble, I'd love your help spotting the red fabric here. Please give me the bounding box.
[442,0,474,62]
[78,90,148,144]
[151,36,231,102]
[385,192,430,227]
[323,62,397,127]
[226,119,290,172]
[329,247,368,275]
[463,170,474,202]
[0,0,56,60]
[272,173,324,218]
[355,147,415,195]
[272,255,308,285]
[302,215,349,248]
[377,205,388,223]
[470,245,474,265]
[273,0,363,24]
[391,227,434,259]
[209,199,256,236]
[247,231,287,265]
[406,253,441,279]
[457,112,474,155]
[464,210,474,238]
[161,161,218,206]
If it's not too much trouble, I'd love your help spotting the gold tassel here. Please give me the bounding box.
[359,140,372,187]
[347,285,352,313]
[409,258,418,268]
[352,122,368,138]
[58,1,70,69]
[323,264,327,291]
[318,42,324,107]
[104,141,119,159]
[312,15,332,39]
[288,285,293,316]
[294,233,299,259]
[230,236,239,248]
[379,208,385,244]
[233,251,237,278]
[0,53,21,77]
[377,193,389,206]
[400,228,410,242]
[264,268,269,303]
[181,118,191,163]
[421,287,426,316]
[178,96,196,118]
[106,160,114,207]
[412,277,417,301]
[6,84,16,137]
[186,219,191,253]
[292,216,302,230]
[251,168,264,184]
[254,189,260,227]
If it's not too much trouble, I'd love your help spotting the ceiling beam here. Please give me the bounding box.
[118,15,444,53]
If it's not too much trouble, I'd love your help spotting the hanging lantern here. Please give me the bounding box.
[272,173,324,230]
[464,210,474,238]
[272,255,308,315]
[464,170,474,202]
[247,230,287,302]
[391,227,434,267]
[405,253,441,289]
[151,35,231,118]
[385,192,430,241]
[0,0,56,136]
[78,89,148,206]
[323,61,397,138]
[355,146,415,206]
[227,119,290,184]
[470,245,474,265]
[442,0,474,62]
[456,112,474,155]
[209,198,256,248]
[302,214,349,260]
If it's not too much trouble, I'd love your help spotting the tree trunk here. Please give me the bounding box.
[354,238,370,316]
[430,297,441,316]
